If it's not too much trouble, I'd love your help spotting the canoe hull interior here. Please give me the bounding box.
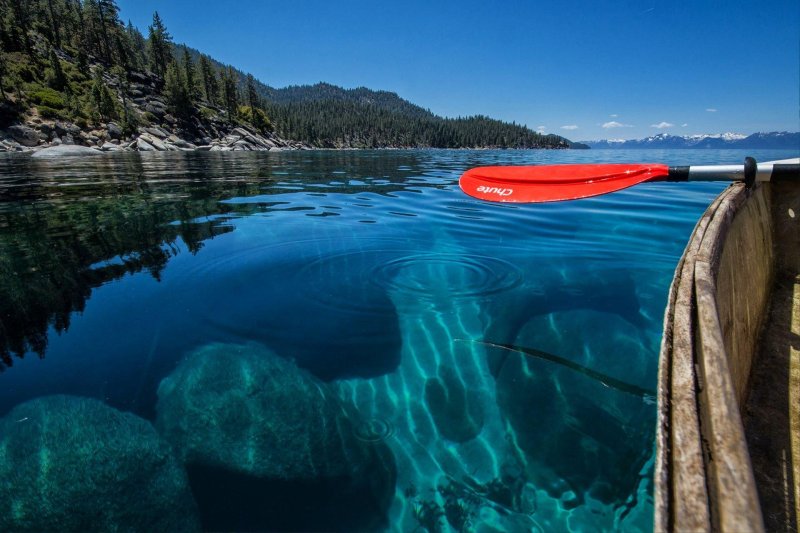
[655,178,800,533]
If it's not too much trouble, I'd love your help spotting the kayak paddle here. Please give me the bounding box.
[459,157,800,203]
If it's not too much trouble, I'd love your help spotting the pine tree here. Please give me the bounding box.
[48,47,66,91]
[63,0,84,50]
[246,74,260,110]
[81,0,102,59]
[90,68,116,121]
[182,46,199,102]
[164,62,191,119]
[199,54,218,105]
[126,21,146,70]
[45,0,62,49]
[72,0,90,61]
[114,31,132,72]
[147,11,171,79]
[95,0,120,64]
[7,0,33,54]
[221,66,238,121]
[111,65,137,135]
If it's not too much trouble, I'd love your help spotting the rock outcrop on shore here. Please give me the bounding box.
[0,64,310,154]
[0,119,308,154]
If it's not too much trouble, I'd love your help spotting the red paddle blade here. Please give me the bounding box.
[459,163,670,203]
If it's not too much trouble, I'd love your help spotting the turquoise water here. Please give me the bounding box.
[0,148,794,531]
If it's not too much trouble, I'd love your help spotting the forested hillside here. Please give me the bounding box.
[182,46,576,149]
[0,0,577,150]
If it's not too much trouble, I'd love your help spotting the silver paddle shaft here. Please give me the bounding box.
[671,158,800,183]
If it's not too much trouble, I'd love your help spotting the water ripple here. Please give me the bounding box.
[371,253,523,300]
[353,418,395,442]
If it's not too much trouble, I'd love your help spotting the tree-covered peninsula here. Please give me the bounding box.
[0,0,580,151]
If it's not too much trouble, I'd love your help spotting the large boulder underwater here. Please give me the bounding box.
[0,395,199,532]
[190,247,403,382]
[480,269,656,510]
[156,342,397,532]
[481,268,647,377]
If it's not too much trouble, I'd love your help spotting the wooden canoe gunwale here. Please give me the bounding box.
[655,182,768,533]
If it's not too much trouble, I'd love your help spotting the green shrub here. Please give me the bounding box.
[61,61,86,83]
[199,106,216,120]
[121,108,140,136]
[74,117,88,129]
[251,107,273,134]
[239,105,273,135]
[37,105,65,119]
[14,64,35,83]
[29,87,66,109]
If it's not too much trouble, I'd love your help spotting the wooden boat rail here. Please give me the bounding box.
[655,179,800,533]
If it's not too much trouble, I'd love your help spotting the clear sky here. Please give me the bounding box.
[117,0,799,141]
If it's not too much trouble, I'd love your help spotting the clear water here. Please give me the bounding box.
[0,148,794,532]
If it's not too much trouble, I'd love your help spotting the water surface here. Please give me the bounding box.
[0,148,793,531]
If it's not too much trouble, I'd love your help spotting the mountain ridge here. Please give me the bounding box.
[580,131,799,149]
[165,44,579,150]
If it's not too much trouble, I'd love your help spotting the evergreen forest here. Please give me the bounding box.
[0,0,579,149]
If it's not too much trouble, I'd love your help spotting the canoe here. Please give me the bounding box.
[654,159,800,532]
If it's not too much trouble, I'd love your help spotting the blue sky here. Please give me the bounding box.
[117,0,799,140]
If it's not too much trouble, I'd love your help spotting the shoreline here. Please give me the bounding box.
[0,122,312,155]
[0,126,580,156]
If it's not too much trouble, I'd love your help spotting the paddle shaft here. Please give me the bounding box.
[667,160,800,184]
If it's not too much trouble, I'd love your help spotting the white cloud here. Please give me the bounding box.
[602,121,633,129]
[536,125,547,132]
[610,114,618,118]
[560,125,579,130]
[706,108,717,112]
[682,123,689,127]
[650,121,674,129]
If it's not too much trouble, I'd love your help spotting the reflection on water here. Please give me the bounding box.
[0,180,234,366]
[0,148,793,531]
[0,151,428,370]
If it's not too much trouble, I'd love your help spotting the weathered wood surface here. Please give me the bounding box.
[654,190,725,532]
[741,181,800,533]
[656,183,769,532]
[715,185,773,405]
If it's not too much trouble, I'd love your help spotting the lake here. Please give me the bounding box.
[0,148,794,532]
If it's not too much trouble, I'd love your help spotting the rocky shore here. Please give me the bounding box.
[0,120,310,154]
[0,63,310,154]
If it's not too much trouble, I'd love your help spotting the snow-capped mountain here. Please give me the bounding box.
[686,132,747,142]
[580,131,798,149]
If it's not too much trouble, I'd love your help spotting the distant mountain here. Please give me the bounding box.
[581,132,799,150]
[261,83,437,120]
[182,47,579,149]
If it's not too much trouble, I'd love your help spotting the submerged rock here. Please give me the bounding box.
[156,342,396,531]
[31,144,103,158]
[0,395,199,532]
[200,250,403,381]
[482,269,646,377]
[488,309,656,509]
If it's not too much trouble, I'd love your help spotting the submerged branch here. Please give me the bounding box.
[460,339,656,402]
